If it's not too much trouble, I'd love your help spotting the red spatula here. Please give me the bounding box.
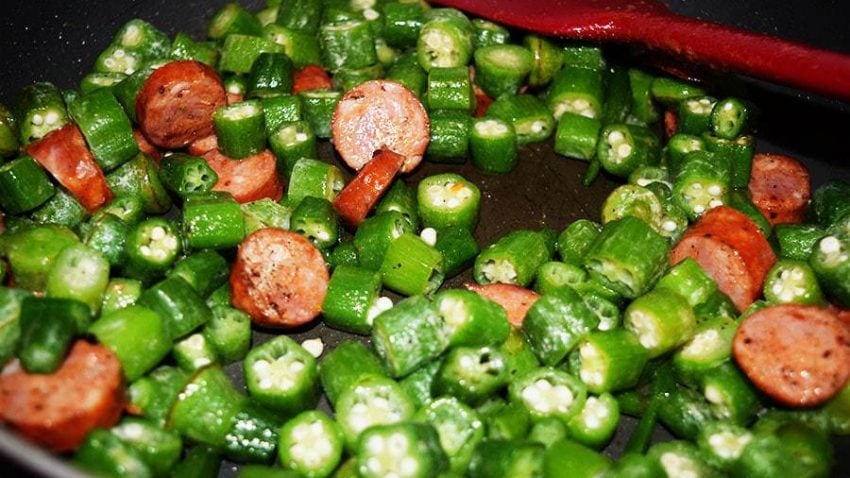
[432,0,850,101]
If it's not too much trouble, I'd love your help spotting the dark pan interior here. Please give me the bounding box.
[1,1,850,476]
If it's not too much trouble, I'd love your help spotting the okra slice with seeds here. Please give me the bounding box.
[647,440,721,478]
[94,44,144,76]
[354,211,415,271]
[122,217,182,284]
[168,366,247,449]
[400,360,441,410]
[672,150,731,220]
[169,250,230,298]
[426,110,470,163]
[291,196,340,251]
[557,219,602,266]
[417,173,480,232]
[597,123,661,178]
[69,88,138,171]
[580,291,621,331]
[208,2,263,39]
[566,393,621,449]
[553,112,601,161]
[696,421,753,470]
[182,192,246,250]
[379,233,444,297]
[356,422,449,478]
[468,439,545,478]
[173,332,218,372]
[432,289,510,347]
[427,66,475,112]
[474,229,552,287]
[375,180,420,230]
[14,82,69,144]
[710,97,751,140]
[522,286,599,366]
[416,16,473,71]
[703,133,755,190]
[203,305,252,364]
[548,65,605,120]
[672,315,737,384]
[666,133,707,170]
[138,276,211,341]
[335,375,416,449]
[111,417,183,476]
[100,278,143,316]
[470,117,519,174]
[624,289,696,358]
[73,429,152,478]
[570,329,649,394]
[601,184,664,231]
[509,367,588,422]
[523,34,564,89]
[213,100,266,159]
[533,261,586,296]
[655,257,718,308]
[90,305,170,382]
[159,153,219,198]
[319,340,387,408]
[244,336,319,415]
[414,396,484,474]
[320,19,377,73]
[472,18,510,48]
[699,362,760,426]
[371,295,448,378]
[485,94,555,145]
[321,265,383,335]
[45,242,110,315]
[278,411,344,478]
[299,89,342,139]
[473,45,533,98]
[241,197,295,234]
[677,95,716,135]
[433,345,509,405]
[763,259,826,306]
[810,234,850,307]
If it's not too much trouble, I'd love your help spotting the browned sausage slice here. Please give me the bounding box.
[187,133,219,156]
[25,123,114,212]
[670,206,776,312]
[133,129,162,162]
[465,282,540,327]
[0,341,125,452]
[203,148,283,203]
[331,80,429,174]
[136,60,227,149]
[733,304,850,407]
[332,148,405,226]
[748,153,811,225]
[230,229,329,328]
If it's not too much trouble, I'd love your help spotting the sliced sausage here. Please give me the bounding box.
[0,341,125,452]
[203,148,283,203]
[292,65,333,95]
[733,304,850,407]
[230,228,329,328]
[465,282,540,327]
[333,148,405,226]
[748,153,811,225]
[670,206,776,312]
[472,82,493,118]
[136,60,227,149]
[332,80,429,174]
[663,110,678,139]
[188,133,219,156]
[24,123,114,212]
[133,129,162,162]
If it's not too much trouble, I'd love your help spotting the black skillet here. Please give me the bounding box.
[1,1,849,476]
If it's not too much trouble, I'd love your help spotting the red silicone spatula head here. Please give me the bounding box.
[433,0,850,101]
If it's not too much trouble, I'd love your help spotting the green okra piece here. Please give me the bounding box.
[524,34,565,89]
[509,367,588,422]
[379,233,444,296]
[170,445,221,478]
[562,43,605,70]
[318,340,387,407]
[774,223,827,261]
[601,184,664,232]
[650,76,706,105]
[69,87,138,171]
[673,315,737,384]
[728,188,772,236]
[533,261,586,296]
[570,329,649,394]
[432,225,479,277]
[557,219,602,265]
[354,211,415,271]
[14,82,69,144]
[243,335,319,415]
[763,259,826,306]
[696,421,753,470]
[581,291,622,331]
[433,288,509,346]
[3,224,79,292]
[127,366,190,426]
[168,366,247,449]
[298,89,341,139]
[203,305,251,364]
[206,283,231,309]
[333,63,384,92]
[470,117,518,173]
[107,153,172,214]
[320,19,377,73]
[426,109,471,163]
[386,53,428,99]
[666,133,706,170]
[328,239,359,269]
[73,429,152,478]
[549,65,605,121]
[278,411,344,478]
[90,305,170,381]
[433,345,508,405]
[173,332,215,370]
[268,120,319,176]
[628,165,671,189]
[322,264,383,335]
[275,0,322,33]
[247,52,293,98]
[356,422,449,478]
[214,100,266,159]
[624,288,696,358]
[677,95,717,135]
[473,45,533,98]
[582,216,670,299]
[699,361,760,426]
[0,155,55,214]
[223,73,248,98]
[122,217,182,283]
[29,187,87,229]
[169,250,229,298]
[647,440,720,478]
[290,196,339,250]
[93,43,145,76]
[471,18,510,49]
[17,297,81,374]
[655,257,718,308]
[263,24,321,68]
[522,286,598,366]
[627,68,659,124]
[474,229,552,287]
[566,393,620,449]
[554,112,602,161]
[208,3,263,40]
[371,295,448,378]
[710,97,752,139]
[414,396,485,474]
[182,192,245,250]
[111,417,183,477]
[261,94,303,134]
[171,33,219,66]
[79,72,127,94]
[81,211,129,267]
[138,276,211,340]
[812,180,850,227]
[656,386,715,441]
[476,398,530,441]
[335,374,415,449]
[703,133,755,190]
[597,123,661,178]
[0,288,28,365]
[222,403,281,464]
[45,243,110,315]
[100,278,143,316]
[417,16,473,72]
[160,153,219,197]
[427,66,475,112]
[486,94,555,145]
[111,66,155,123]
[0,103,20,157]
[468,439,545,478]
[287,158,345,204]
[219,34,285,74]
[375,179,419,229]
[600,65,632,125]
[529,417,569,449]
[400,359,441,410]
[382,2,424,48]
[241,197,293,233]
[809,233,850,307]
[417,173,480,231]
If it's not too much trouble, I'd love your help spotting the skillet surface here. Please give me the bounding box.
[1,1,849,476]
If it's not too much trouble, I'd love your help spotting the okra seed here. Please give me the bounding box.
[363,8,379,21]
[707,184,722,196]
[420,227,437,246]
[660,453,699,478]
[820,236,840,254]
[31,113,44,126]
[616,143,632,157]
